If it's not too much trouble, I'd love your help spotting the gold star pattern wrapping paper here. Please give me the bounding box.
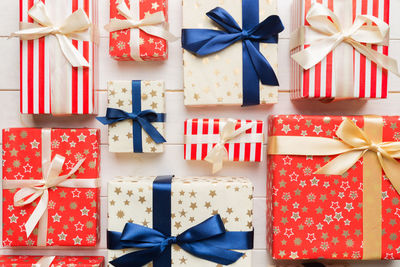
[107,80,165,153]
[108,176,254,266]
[182,0,278,106]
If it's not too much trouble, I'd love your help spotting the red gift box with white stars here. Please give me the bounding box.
[0,255,104,266]
[2,128,101,247]
[109,0,168,61]
[267,115,400,260]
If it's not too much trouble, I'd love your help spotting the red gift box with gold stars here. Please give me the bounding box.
[109,0,168,61]
[2,128,101,247]
[267,115,400,260]
[0,255,104,266]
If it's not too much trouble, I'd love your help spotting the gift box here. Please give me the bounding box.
[290,0,396,100]
[15,0,98,115]
[97,80,166,153]
[2,128,101,247]
[107,175,254,267]
[184,118,264,173]
[107,0,172,61]
[267,115,400,260]
[182,0,284,106]
[0,255,104,267]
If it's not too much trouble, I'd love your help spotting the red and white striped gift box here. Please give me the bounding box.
[290,0,390,100]
[184,118,264,162]
[19,0,98,115]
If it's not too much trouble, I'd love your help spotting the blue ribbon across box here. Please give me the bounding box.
[182,0,284,106]
[107,176,254,267]
[97,80,166,153]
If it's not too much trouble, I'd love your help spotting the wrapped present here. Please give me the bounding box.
[13,0,98,115]
[184,118,264,173]
[107,175,254,267]
[267,115,400,260]
[106,0,177,61]
[2,128,101,247]
[290,0,400,100]
[0,255,104,267]
[182,0,284,106]
[97,80,166,153]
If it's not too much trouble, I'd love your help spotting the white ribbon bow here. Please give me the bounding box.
[12,155,85,238]
[104,2,177,41]
[11,1,91,67]
[291,3,399,76]
[205,119,255,173]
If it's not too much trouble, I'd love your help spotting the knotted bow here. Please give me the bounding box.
[11,155,85,238]
[182,7,284,105]
[11,1,91,67]
[97,108,166,145]
[108,214,253,267]
[205,119,255,173]
[105,2,177,41]
[291,3,400,76]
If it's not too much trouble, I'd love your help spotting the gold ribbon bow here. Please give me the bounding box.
[268,116,400,259]
[11,1,91,67]
[32,256,56,267]
[205,119,255,173]
[291,3,399,76]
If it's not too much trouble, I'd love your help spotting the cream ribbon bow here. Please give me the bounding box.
[32,256,56,267]
[11,1,91,67]
[291,3,400,76]
[205,119,255,173]
[104,2,177,41]
[12,155,85,238]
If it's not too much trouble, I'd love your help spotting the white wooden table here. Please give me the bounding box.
[1,0,400,266]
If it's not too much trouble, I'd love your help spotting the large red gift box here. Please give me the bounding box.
[18,0,98,115]
[267,115,400,260]
[2,128,100,247]
[109,0,168,61]
[0,255,104,267]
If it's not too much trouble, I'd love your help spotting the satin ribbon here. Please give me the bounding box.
[96,81,166,152]
[32,256,56,267]
[203,119,257,173]
[182,3,284,106]
[268,116,400,259]
[108,175,254,267]
[105,1,177,61]
[291,3,400,76]
[11,1,91,67]
[2,129,100,246]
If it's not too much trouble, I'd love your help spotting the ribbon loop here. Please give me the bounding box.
[291,3,400,76]
[205,119,256,173]
[11,1,91,67]
[104,2,177,41]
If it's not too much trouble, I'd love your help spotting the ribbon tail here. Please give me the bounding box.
[138,118,166,144]
[55,34,90,67]
[25,189,49,238]
[244,40,279,86]
[140,24,178,42]
[350,39,400,77]
[110,246,163,267]
[291,34,343,70]
[380,155,400,194]
[315,150,365,175]
[180,242,244,265]
[33,256,56,267]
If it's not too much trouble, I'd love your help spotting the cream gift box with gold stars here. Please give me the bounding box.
[107,176,254,266]
[101,80,165,153]
[182,0,279,106]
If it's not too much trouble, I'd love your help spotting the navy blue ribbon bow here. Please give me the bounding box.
[97,81,166,152]
[108,175,254,267]
[182,2,284,106]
